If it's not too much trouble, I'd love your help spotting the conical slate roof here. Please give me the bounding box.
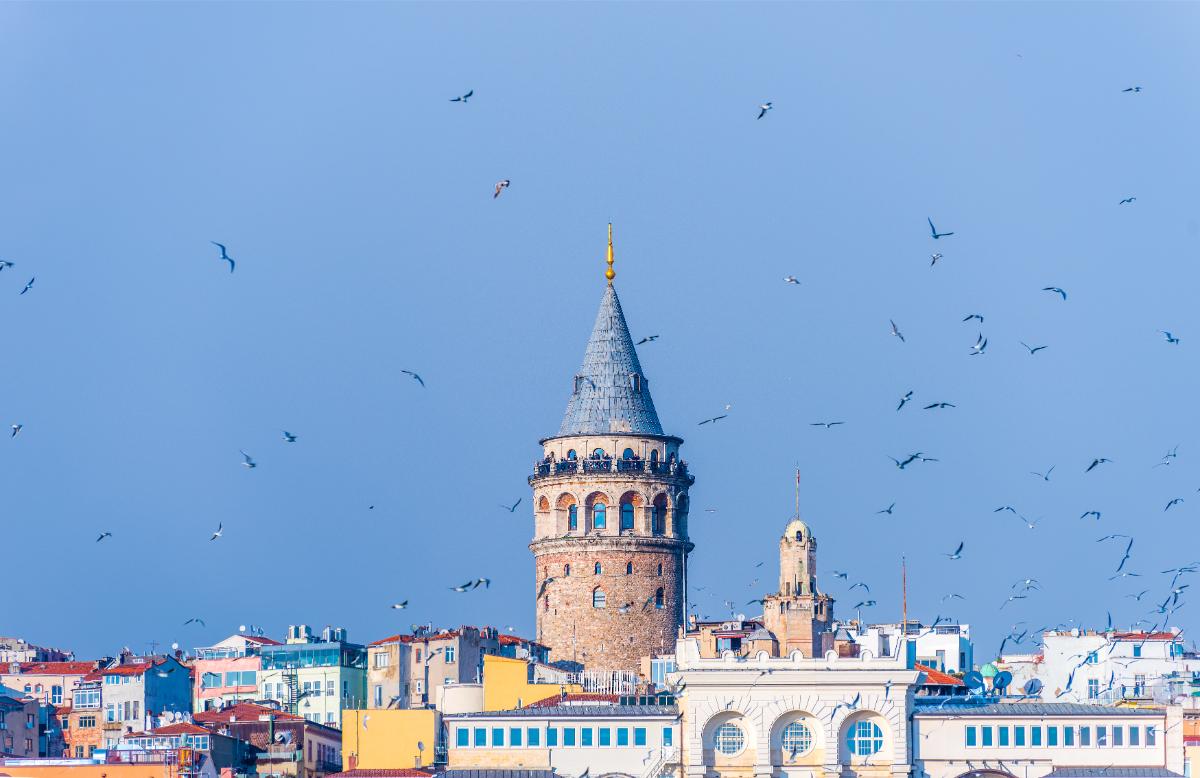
[557,284,664,437]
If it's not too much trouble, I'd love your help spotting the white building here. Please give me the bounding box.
[843,622,973,674]
[1009,630,1199,705]
[914,702,1185,778]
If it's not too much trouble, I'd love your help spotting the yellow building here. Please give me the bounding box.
[341,654,582,770]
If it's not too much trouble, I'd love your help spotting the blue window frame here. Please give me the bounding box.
[1097,726,1108,746]
[1065,727,1075,746]
[1133,645,1142,658]
[1146,726,1156,746]
[492,728,504,747]
[527,727,540,747]
[598,728,611,746]
[510,727,522,747]
[568,505,578,531]
[563,727,576,747]
[847,720,884,755]
[581,728,593,747]
[981,727,993,747]
[547,728,558,747]
[1048,726,1058,747]
[634,727,647,746]
[1031,726,1042,746]
[594,504,607,529]
[456,728,469,747]
[1113,726,1123,746]
[617,728,629,746]
[1080,726,1091,746]
[620,503,634,530]
[965,726,977,747]
[473,728,486,747]
[663,727,673,747]
[1014,726,1025,746]
[998,727,1009,746]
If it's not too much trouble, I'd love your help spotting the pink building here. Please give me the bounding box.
[192,634,279,712]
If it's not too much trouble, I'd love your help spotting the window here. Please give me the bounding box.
[1080,726,1091,746]
[445,646,456,663]
[1048,726,1058,746]
[714,723,745,755]
[593,588,607,609]
[568,505,578,531]
[241,670,257,685]
[657,563,663,576]
[456,728,469,747]
[527,727,540,747]
[965,726,977,747]
[652,507,664,535]
[595,562,603,575]
[593,448,605,458]
[78,716,96,728]
[327,680,336,697]
[567,449,576,460]
[981,726,993,747]
[492,727,505,747]
[594,503,607,529]
[51,685,63,705]
[1097,726,1108,746]
[1146,726,1156,745]
[655,587,665,609]
[547,728,559,747]
[563,727,576,746]
[847,720,884,756]
[225,671,240,686]
[564,564,571,576]
[1086,652,1098,664]
[1012,725,1025,746]
[1065,727,1075,746]
[510,727,522,747]
[783,721,814,755]
[105,703,115,722]
[620,502,634,530]
[1133,645,1142,658]
[622,447,635,459]
[202,672,222,689]
[415,648,422,662]
[635,727,646,746]
[626,562,633,575]
[663,726,673,747]
[1031,726,1042,746]
[599,728,611,746]
[1088,679,1100,699]
[1130,726,1140,746]
[374,653,390,669]
[998,726,1010,746]
[582,728,593,746]
[1113,726,1123,747]
[473,727,486,746]
[617,728,629,746]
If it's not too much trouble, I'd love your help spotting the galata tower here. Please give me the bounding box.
[529,225,694,673]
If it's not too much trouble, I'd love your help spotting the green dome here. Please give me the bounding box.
[980,663,998,677]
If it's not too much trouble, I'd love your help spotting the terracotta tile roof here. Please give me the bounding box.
[497,635,546,648]
[4,662,97,676]
[915,663,965,686]
[327,771,432,778]
[368,634,415,647]
[523,693,619,708]
[194,703,303,724]
[149,723,211,736]
[101,660,161,677]
[1112,632,1177,641]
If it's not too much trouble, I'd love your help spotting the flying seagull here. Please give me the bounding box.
[963,313,984,323]
[1161,331,1180,344]
[928,218,954,239]
[809,421,845,428]
[1080,511,1102,521]
[897,390,913,411]
[209,522,223,541]
[500,499,522,513]
[282,431,297,443]
[96,531,112,542]
[853,600,876,609]
[1031,465,1055,481]
[698,415,727,426]
[944,541,965,560]
[19,277,34,295]
[493,180,510,199]
[1020,341,1047,355]
[890,319,905,343]
[450,581,476,592]
[449,89,473,102]
[831,570,849,579]
[757,102,773,119]
[240,450,257,469]
[995,506,1018,514]
[782,275,800,285]
[636,335,659,345]
[969,333,988,355]
[924,402,956,410]
[877,503,896,515]
[390,601,408,609]
[1119,197,1136,204]
[183,618,206,627]
[1122,86,1142,93]
[1043,287,1068,300]
[1165,498,1184,511]
[930,253,943,266]
[401,370,425,387]
[0,260,13,271]
[1086,458,1112,473]
[210,242,235,273]
[849,582,870,593]
[10,424,22,438]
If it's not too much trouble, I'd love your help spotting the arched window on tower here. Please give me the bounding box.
[655,588,665,609]
[544,596,550,611]
[657,563,663,576]
[592,588,606,609]
[564,564,571,577]
[625,561,633,575]
[593,503,607,529]
[594,562,602,575]
[622,448,635,460]
[568,504,578,531]
[620,501,635,531]
[567,449,577,461]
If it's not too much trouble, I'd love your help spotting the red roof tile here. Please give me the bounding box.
[5,662,97,676]
[148,723,211,736]
[1112,632,1176,641]
[523,693,619,708]
[194,703,303,724]
[368,634,414,647]
[327,770,432,778]
[101,660,160,677]
[915,663,964,686]
[497,635,547,648]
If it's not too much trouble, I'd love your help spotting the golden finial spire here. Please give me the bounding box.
[605,223,615,284]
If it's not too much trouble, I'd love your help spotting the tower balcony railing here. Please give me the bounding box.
[532,459,689,480]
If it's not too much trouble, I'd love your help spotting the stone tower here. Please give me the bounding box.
[529,226,694,673]
[761,517,834,656]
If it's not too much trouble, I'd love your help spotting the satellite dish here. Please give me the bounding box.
[239,625,247,633]
[1023,678,1044,696]
[171,643,179,651]
[993,671,1013,693]
[417,742,425,752]
[963,671,985,692]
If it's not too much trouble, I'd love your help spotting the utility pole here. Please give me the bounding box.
[902,556,908,631]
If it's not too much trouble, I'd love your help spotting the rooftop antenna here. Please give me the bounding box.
[606,223,615,285]
[794,466,800,519]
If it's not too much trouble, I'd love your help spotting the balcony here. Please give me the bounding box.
[531,458,690,482]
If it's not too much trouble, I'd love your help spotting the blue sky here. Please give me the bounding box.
[1,2,1198,662]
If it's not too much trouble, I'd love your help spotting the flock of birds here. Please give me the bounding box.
[4,77,1192,675]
